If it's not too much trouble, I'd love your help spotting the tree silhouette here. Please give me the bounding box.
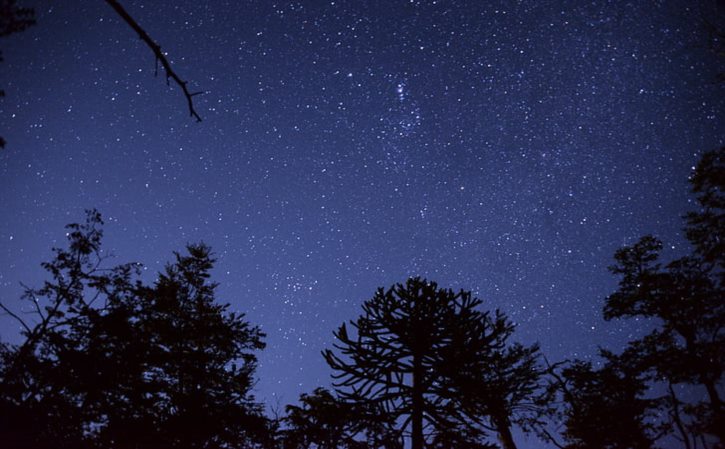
[603,147,725,445]
[684,147,725,273]
[282,387,401,449]
[699,1,725,83]
[283,388,352,449]
[427,427,496,449]
[441,314,545,449]
[133,242,267,449]
[0,209,137,448]
[0,210,268,448]
[547,351,658,449]
[323,277,533,449]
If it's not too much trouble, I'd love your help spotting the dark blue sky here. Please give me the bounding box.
[1,0,723,444]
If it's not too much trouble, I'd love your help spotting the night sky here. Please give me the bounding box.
[1,0,724,443]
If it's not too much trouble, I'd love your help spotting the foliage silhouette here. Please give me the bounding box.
[281,387,401,449]
[546,351,659,449]
[323,277,540,449]
[603,147,725,445]
[440,309,545,449]
[0,210,268,449]
[700,1,725,83]
[1,151,722,449]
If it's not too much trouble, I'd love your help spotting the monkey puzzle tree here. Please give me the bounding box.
[440,314,544,449]
[323,277,536,449]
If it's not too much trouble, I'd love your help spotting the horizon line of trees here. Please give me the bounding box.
[1,147,723,448]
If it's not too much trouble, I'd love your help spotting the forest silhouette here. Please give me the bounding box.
[0,148,723,448]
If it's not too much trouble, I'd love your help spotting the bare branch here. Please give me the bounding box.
[105,0,203,121]
[540,428,566,449]
[0,301,32,334]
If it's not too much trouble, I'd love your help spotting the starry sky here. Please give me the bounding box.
[1,0,724,442]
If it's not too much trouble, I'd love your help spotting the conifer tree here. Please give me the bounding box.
[323,277,539,449]
[441,315,544,449]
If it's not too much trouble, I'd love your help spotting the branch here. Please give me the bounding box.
[104,0,203,121]
[540,428,566,449]
[18,282,46,321]
[0,301,32,334]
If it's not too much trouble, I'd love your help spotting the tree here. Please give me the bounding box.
[604,147,725,445]
[322,277,536,449]
[0,210,268,448]
[547,351,659,449]
[131,242,268,449]
[281,387,401,449]
[0,209,138,448]
[282,388,351,449]
[699,1,725,83]
[684,147,725,274]
[441,316,545,449]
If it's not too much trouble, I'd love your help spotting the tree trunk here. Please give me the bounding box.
[411,351,424,449]
[684,333,725,444]
[493,413,517,449]
[703,378,722,410]
[668,383,692,449]
[703,378,725,444]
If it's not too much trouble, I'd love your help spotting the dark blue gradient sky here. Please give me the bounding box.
[1,0,723,441]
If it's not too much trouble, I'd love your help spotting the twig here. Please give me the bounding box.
[0,301,32,334]
[104,0,203,121]
[540,428,566,449]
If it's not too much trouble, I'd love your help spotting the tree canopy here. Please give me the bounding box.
[323,278,542,449]
[281,387,401,449]
[0,210,267,449]
[547,350,659,449]
[603,147,725,444]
